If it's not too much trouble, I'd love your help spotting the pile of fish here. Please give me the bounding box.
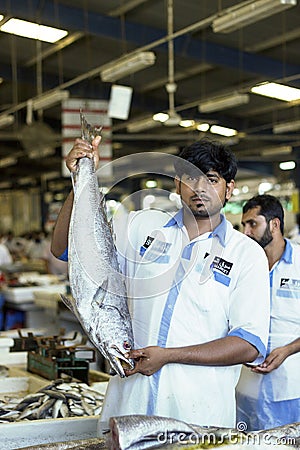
[61,112,134,378]
[0,378,104,422]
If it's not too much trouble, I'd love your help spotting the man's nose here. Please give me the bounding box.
[243,224,252,236]
[193,177,209,191]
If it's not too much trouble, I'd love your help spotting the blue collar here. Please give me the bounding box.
[281,238,293,264]
[209,214,227,247]
[164,209,227,247]
[164,209,184,228]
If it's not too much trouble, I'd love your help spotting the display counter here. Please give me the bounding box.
[0,365,109,449]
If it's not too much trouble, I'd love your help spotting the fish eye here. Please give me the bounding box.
[123,341,131,350]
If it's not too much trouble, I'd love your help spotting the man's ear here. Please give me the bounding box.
[270,217,281,233]
[225,180,235,200]
[175,176,181,195]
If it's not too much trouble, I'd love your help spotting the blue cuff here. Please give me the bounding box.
[229,327,266,365]
[58,247,68,262]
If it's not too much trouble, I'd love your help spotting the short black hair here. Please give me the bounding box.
[243,194,285,235]
[174,138,237,183]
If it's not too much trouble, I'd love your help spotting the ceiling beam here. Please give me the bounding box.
[0,0,300,82]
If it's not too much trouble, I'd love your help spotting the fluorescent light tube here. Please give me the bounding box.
[199,93,249,113]
[127,117,161,132]
[0,115,15,128]
[251,81,300,101]
[279,161,296,170]
[0,18,68,43]
[179,120,195,128]
[261,145,292,156]
[273,119,300,133]
[0,156,17,168]
[210,125,238,137]
[153,112,169,123]
[197,123,210,132]
[100,52,156,82]
[212,0,297,34]
[32,90,70,111]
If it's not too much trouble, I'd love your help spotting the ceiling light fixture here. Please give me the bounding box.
[28,148,56,159]
[273,118,300,133]
[251,82,300,101]
[197,123,210,132]
[279,161,296,170]
[179,119,195,128]
[261,145,293,156]
[212,0,297,34]
[210,124,238,137]
[127,117,161,132]
[0,156,17,168]
[198,93,249,113]
[0,114,15,128]
[0,18,68,43]
[32,90,70,111]
[153,112,169,123]
[100,52,156,82]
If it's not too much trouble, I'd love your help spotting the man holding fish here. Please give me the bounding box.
[52,132,270,429]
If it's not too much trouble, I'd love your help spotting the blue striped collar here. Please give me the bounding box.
[164,209,227,247]
[281,238,293,264]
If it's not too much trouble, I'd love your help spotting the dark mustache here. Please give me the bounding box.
[191,195,210,201]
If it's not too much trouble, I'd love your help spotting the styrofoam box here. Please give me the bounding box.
[0,366,109,449]
[1,416,99,449]
[2,284,66,303]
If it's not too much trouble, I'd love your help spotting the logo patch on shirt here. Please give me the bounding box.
[143,236,155,249]
[280,278,300,290]
[211,256,233,275]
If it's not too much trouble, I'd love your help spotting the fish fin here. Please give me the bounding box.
[60,294,80,320]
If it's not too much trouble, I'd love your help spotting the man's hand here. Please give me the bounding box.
[125,346,166,377]
[251,346,289,374]
[66,135,101,173]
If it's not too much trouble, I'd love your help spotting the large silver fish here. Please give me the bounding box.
[61,112,134,377]
[107,415,299,450]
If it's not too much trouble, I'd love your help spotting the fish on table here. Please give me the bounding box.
[107,415,300,450]
[61,112,134,378]
[0,379,104,422]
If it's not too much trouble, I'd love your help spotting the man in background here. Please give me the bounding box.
[236,194,300,430]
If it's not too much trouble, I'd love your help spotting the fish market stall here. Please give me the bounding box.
[0,327,110,450]
[0,365,109,449]
[1,272,67,332]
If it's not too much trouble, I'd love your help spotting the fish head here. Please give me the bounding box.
[103,340,135,378]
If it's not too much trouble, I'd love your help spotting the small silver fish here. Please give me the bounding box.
[61,112,134,377]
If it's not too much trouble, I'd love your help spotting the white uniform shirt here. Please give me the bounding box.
[236,239,300,430]
[267,239,300,401]
[100,209,270,427]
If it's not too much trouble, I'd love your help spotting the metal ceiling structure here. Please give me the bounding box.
[0,0,300,193]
